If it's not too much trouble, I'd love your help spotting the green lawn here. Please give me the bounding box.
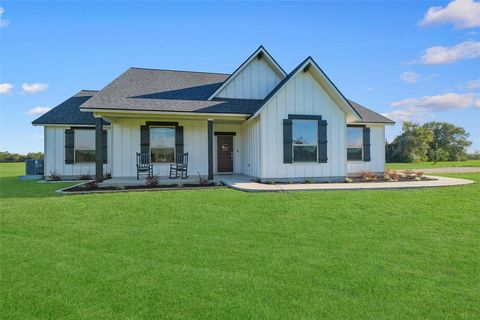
[387,159,480,170]
[1,163,479,319]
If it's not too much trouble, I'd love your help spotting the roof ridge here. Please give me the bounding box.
[129,67,230,76]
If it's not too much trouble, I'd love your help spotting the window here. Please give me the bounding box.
[292,119,317,162]
[347,127,363,161]
[150,127,175,163]
[74,129,96,163]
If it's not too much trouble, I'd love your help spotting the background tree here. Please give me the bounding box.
[386,121,471,163]
[423,122,471,162]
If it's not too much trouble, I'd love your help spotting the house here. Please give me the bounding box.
[32,46,394,183]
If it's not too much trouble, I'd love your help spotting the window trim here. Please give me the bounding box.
[149,126,176,164]
[346,125,364,162]
[73,128,96,164]
[292,119,318,163]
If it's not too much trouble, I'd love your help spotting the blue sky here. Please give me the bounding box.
[1,1,479,154]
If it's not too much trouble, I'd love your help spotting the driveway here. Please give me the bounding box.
[410,167,480,174]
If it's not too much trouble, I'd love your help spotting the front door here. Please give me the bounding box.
[217,135,233,173]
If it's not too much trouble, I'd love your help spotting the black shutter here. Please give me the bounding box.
[140,125,149,154]
[65,129,74,164]
[102,130,107,164]
[283,119,293,163]
[175,126,184,156]
[318,120,328,163]
[363,127,371,162]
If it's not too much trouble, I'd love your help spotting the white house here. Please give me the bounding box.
[32,46,394,182]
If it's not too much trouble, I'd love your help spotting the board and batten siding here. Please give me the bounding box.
[216,58,283,100]
[111,118,209,177]
[347,125,385,174]
[241,116,261,178]
[259,71,347,180]
[44,126,112,177]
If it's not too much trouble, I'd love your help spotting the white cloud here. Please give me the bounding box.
[420,0,480,29]
[384,92,477,122]
[466,79,480,89]
[0,7,9,28]
[0,83,14,95]
[27,106,51,116]
[400,71,421,83]
[420,41,480,64]
[22,83,49,94]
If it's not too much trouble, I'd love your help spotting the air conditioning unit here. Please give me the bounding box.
[25,159,44,175]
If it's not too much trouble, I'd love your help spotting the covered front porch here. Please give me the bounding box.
[91,111,248,182]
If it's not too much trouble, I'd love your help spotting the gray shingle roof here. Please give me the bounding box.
[35,65,393,125]
[348,100,395,124]
[80,68,260,114]
[32,90,102,125]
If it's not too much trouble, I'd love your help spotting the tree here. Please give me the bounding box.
[423,122,471,162]
[386,122,433,163]
[386,121,471,163]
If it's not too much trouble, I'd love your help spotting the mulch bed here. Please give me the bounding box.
[62,181,221,193]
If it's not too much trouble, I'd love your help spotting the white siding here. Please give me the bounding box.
[44,126,112,177]
[347,125,385,174]
[111,119,209,177]
[241,117,261,178]
[217,58,282,100]
[258,71,347,180]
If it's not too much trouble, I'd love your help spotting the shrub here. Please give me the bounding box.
[104,172,112,180]
[384,169,400,181]
[80,173,92,180]
[305,178,315,184]
[345,177,353,183]
[49,170,61,181]
[359,171,377,181]
[145,175,160,187]
[197,172,210,186]
[84,181,98,190]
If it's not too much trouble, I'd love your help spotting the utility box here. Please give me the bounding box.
[25,159,44,175]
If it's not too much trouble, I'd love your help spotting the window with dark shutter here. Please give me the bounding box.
[175,126,184,156]
[140,125,149,154]
[102,130,108,164]
[363,127,371,162]
[283,119,293,163]
[318,120,328,163]
[65,129,74,164]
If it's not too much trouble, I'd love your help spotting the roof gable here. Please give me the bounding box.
[208,46,287,100]
[251,57,362,122]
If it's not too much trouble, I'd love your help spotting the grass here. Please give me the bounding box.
[1,163,479,319]
[387,159,480,170]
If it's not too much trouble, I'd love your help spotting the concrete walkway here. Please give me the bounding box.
[410,167,480,174]
[220,174,474,192]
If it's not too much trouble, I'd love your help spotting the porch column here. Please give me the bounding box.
[207,119,213,180]
[95,117,104,182]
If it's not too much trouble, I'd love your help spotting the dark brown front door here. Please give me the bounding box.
[217,135,233,173]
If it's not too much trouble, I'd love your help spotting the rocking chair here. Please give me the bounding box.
[169,152,188,179]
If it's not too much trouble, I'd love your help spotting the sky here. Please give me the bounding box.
[0,0,479,154]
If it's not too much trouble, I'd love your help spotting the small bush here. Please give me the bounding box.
[84,181,98,190]
[197,172,210,186]
[345,177,353,183]
[384,169,400,181]
[305,178,315,184]
[145,175,160,187]
[104,172,112,180]
[49,170,61,181]
[80,173,92,180]
[359,171,377,181]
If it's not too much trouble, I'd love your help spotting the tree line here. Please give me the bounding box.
[386,121,473,163]
[0,151,44,163]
